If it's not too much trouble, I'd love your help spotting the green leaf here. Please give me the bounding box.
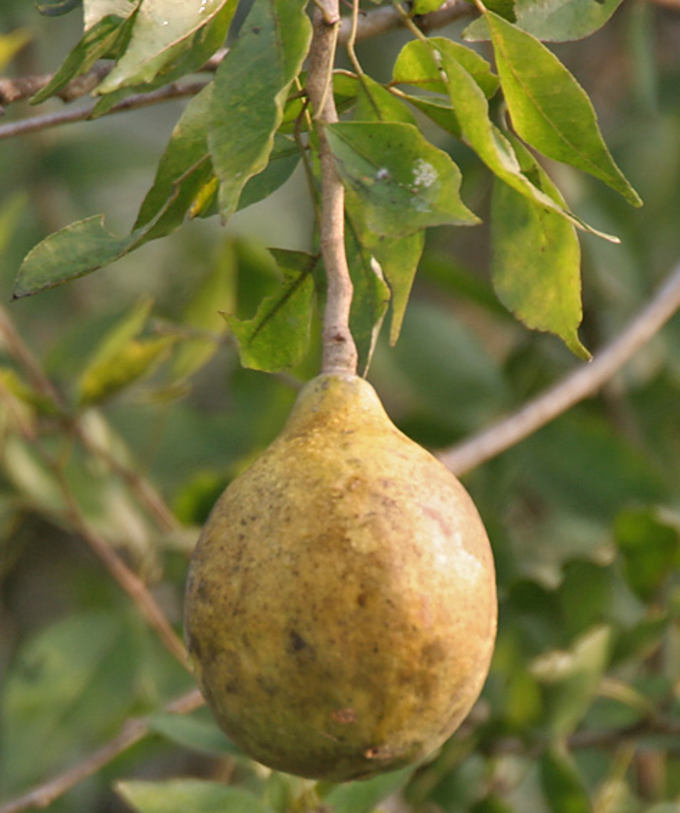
[344,212,392,375]
[491,137,590,359]
[80,336,175,405]
[134,82,215,236]
[14,138,208,296]
[354,74,417,124]
[84,0,136,30]
[90,4,234,117]
[428,43,620,240]
[387,300,508,436]
[400,94,462,138]
[2,434,66,516]
[614,508,680,601]
[209,0,311,219]
[531,625,612,736]
[227,249,317,372]
[540,745,591,813]
[326,121,480,238]
[466,0,625,42]
[30,14,131,104]
[320,765,414,813]
[148,711,241,756]
[520,413,667,523]
[486,11,641,206]
[96,0,231,94]
[558,560,612,641]
[344,179,424,349]
[77,298,175,404]
[393,37,499,98]
[14,215,144,297]
[0,612,131,794]
[117,779,273,813]
[375,231,424,346]
[169,252,235,382]
[411,0,446,14]
[471,797,519,813]
[237,133,301,211]
[514,0,625,41]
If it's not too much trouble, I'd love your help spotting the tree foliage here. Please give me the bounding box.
[1,0,680,812]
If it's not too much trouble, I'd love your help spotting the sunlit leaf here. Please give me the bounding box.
[411,0,446,13]
[393,37,499,98]
[354,74,417,124]
[209,0,311,218]
[486,11,641,206]
[84,0,137,30]
[96,0,231,94]
[326,121,480,237]
[466,0,625,42]
[77,298,176,404]
[30,14,131,104]
[427,43,620,240]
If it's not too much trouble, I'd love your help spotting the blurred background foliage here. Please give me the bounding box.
[1,1,680,812]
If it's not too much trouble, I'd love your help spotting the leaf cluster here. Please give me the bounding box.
[12,0,641,370]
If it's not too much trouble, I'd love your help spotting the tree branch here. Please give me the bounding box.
[0,304,179,533]
[438,260,680,476]
[0,304,187,666]
[0,49,227,109]
[338,0,473,44]
[0,689,205,813]
[307,1,359,376]
[0,80,209,141]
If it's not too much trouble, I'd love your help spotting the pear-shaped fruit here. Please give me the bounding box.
[184,374,497,782]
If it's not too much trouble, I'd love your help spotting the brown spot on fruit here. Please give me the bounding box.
[331,707,357,724]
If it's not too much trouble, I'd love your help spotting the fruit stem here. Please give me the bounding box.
[307,0,359,377]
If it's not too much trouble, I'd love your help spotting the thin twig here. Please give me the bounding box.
[0,48,227,108]
[338,0,474,43]
[0,304,186,664]
[59,482,188,666]
[307,0,359,376]
[0,689,205,813]
[0,1,474,142]
[438,261,680,476]
[0,304,179,533]
[0,80,208,141]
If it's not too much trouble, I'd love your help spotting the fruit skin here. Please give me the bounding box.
[184,373,497,782]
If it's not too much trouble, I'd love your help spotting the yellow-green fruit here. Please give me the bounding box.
[184,374,497,782]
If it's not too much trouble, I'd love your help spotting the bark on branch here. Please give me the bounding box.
[439,260,680,476]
